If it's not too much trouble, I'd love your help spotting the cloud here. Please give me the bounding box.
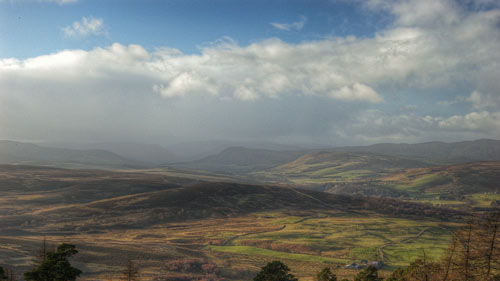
[467,91,500,110]
[330,83,383,103]
[153,73,218,98]
[3,0,499,105]
[271,16,307,31]
[437,111,500,132]
[331,110,500,144]
[1,0,500,144]
[63,16,106,37]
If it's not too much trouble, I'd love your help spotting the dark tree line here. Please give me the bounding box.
[0,266,16,281]
[1,241,141,281]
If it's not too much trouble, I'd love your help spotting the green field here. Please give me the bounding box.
[199,212,458,271]
[393,174,450,192]
[207,245,348,264]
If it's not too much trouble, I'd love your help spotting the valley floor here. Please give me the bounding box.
[0,210,458,280]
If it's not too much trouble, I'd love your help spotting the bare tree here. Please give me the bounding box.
[405,250,441,281]
[481,210,500,278]
[449,218,479,281]
[121,260,139,281]
[5,268,15,281]
[35,237,52,264]
[441,233,459,281]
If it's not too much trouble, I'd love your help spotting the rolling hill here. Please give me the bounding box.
[171,146,309,174]
[0,140,146,169]
[253,151,430,184]
[0,165,466,280]
[335,139,500,164]
[0,165,461,232]
[169,139,500,180]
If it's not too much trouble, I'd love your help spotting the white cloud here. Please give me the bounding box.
[153,72,218,98]
[331,109,500,144]
[437,111,500,132]
[63,16,106,37]
[1,0,500,143]
[234,86,259,101]
[467,91,500,110]
[330,83,383,103]
[1,0,498,105]
[392,0,460,27]
[271,16,307,31]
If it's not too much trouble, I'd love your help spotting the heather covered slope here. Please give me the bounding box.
[0,165,464,280]
[0,166,461,232]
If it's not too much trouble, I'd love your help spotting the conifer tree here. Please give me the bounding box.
[24,243,82,281]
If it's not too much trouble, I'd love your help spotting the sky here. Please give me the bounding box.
[0,0,499,147]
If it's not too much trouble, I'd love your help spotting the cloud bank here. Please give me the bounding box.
[1,0,499,144]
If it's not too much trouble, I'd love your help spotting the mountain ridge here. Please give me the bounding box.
[0,140,148,169]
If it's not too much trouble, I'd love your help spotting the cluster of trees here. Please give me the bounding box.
[389,210,500,281]
[0,267,15,281]
[0,242,140,281]
[253,261,383,281]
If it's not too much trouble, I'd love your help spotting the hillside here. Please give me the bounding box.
[253,151,429,184]
[169,139,500,180]
[171,147,308,174]
[0,165,461,232]
[381,162,500,194]
[335,139,500,164]
[0,165,464,280]
[56,142,178,165]
[0,140,146,169]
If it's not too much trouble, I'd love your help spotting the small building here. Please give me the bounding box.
[345,260,383,270]
[344,263,358,269]
[368,261,383,269]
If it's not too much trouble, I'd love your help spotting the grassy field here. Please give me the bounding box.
[469,193,500,208]
[199,211,456,280]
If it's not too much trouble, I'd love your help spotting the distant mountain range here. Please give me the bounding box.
[52,142,178,165]
[0,140,146,169]
[334,139,500,164]
[172,139,500,174]
[171,146,309,174]
[2,139,499,172]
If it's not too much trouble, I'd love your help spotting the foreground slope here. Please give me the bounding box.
[0,165,463,280]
